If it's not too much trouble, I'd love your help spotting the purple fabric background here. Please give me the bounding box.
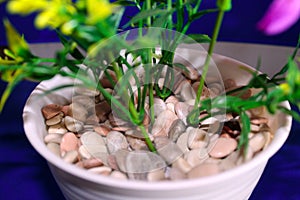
[1,0,300,199]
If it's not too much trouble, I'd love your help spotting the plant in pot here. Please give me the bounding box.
[0,0,300,199]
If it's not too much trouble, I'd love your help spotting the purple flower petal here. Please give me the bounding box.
[257,0,300,35]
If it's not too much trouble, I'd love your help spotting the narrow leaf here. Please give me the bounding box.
[123,9,170,28]
[183,34,211,43]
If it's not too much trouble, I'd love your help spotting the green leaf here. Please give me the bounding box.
[189,9,218,22]
[123,8,171,28]
[55,30,85,60]
[278,106,300,122]
[239,111,250,150]
[107,7,125,32]
[183,34,211,44]
[3,19,31,58]
[114,0,137,6]
[0,70,25,112]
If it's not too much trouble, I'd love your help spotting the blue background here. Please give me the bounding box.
[1,1,300,200]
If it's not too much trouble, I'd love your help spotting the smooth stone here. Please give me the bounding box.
[125,130,148,139]
[94,125,111,136]
[68,102,88,122]
[250,124,261,132]
[80,131,108,162]
[107,155,120,170]
[205,121,222,135]
[61,105,69,115]
[152,98,167,118]
[64,116,84,132]
[95,101,112,122]
[192,83,211,100]
[169,167,187,180]
[208,137,238,158]
[228,86,252,99]
[88,166,112,176]
[165,95,179,105]
[76,158,103,169]
[187,163,220,178]
[116,150,167,174]
[224,78,237,90]
[168,119,186,142]
[147,169,166,182]
[106,131,129,154]
[157,141,183,165]
[209,82,223,95]
[178,81,196,101]
[184,148,209,167]
[263,131,272,148]
[174,102,191,124]
[249,106,265,116]
[176,132,189,153]
[250,117,268,125]
[172,157,192,173]
[203,158,221,165]
[127,136,148,151]
[152,110,178,137]
[187,128,208,149]
[110,171,127,180]
[85,114,99,125]
[45,112,64,126]
[72,95,95,110]
[63,150,79,163]
[44,133,62,144]
[172,58,199,80]
[249,132,266,152]
[46,142,61,157]
[78,145,92,159]
[219,153,238,171]
[82,124,94,131]
[112,126,132,132]
[108,113,129,127]
[166,103,175,113]
[154,136,170,150]
[60,132,79,153]
[42,104,63,120]
[48,123,68,134]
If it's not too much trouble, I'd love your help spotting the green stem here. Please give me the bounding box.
[139,125,157,152]
[193,9,225,112]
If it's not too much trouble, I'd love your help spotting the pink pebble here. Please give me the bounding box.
[60,132,79,153]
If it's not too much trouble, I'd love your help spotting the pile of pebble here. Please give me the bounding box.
[42,67,272,181]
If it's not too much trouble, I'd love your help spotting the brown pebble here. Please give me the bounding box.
[224,78,237,90]
[95,101,111,122]
[76,158,103,169]
[42,104,63,120]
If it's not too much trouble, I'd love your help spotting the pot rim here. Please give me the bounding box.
[23,53,292,191]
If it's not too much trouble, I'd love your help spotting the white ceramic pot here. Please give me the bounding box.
[23,53,292,200]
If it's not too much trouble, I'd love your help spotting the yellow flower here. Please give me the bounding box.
[86,0,114,24]
[279,83,291,95]
[60,20,78,35]
[7,0,48,15]
[34,0,77,29]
